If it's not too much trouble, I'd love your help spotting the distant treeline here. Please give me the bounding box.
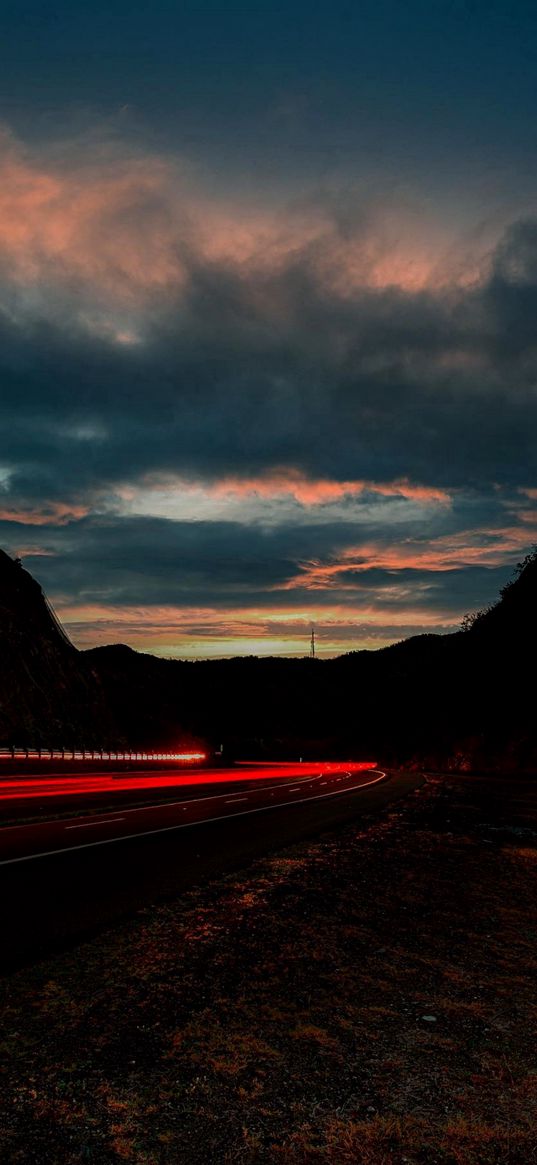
[87,550,537,771]
[1,546,536,771]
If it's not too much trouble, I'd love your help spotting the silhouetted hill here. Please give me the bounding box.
[0,550,117,747]
[2,545,536,768]
[469,550,537,643]
[84,550,537,770]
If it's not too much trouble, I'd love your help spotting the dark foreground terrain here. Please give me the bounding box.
[1,774,536,1164]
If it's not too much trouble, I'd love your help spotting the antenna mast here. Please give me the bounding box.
[310,626,315,659]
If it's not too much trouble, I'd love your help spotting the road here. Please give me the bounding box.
[0,764,424,969]
[0,759,373,807]
[0,762,382,864]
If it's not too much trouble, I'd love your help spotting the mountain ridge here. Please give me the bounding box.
[1,545,535,768]
[0,549,117,748]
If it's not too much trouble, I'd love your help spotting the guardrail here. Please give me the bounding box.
[0,749,206,762]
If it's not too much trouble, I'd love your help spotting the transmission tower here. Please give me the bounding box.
[310,626,315,659]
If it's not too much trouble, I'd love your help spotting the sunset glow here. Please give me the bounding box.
[1,10,536,659]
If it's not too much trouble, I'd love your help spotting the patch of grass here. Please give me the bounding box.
[1,775,536,1163]
[274,1113,536,1165]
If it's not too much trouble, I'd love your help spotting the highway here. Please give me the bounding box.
[0,762,381,863]
[0,760,373,806]
[0,764,424,968]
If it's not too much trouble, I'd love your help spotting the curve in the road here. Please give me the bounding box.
[0,766,386,866]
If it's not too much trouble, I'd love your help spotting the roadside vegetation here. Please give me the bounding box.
[1,775,536,1163]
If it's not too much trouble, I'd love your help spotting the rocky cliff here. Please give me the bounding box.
[0,550,116,747]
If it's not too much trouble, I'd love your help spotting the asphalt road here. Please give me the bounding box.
[0,762,381,863]
[0,764,424,969]
[0,761,374,822]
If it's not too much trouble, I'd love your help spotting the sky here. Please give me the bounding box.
[1,0,537,657]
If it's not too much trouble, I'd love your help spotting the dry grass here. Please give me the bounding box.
[274,1112,536,1165]
[0,775,536,1163]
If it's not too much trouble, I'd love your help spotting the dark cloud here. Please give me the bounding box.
[1,215,537,510]
[1,1,537,655]
[0,511,517,617]
[3,0,537,205]
[1,195,536,651]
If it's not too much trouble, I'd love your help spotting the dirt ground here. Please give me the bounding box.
[1,773,536,1164]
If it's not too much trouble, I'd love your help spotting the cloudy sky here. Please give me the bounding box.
[1,0,536,656]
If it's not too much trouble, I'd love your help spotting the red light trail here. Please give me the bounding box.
[0,762,376,804]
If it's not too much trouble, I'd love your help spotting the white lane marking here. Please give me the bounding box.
[0,774,327,832]
[93,774,325,815]
[225,797,248,803]
[287,787,301,792]
[65,818,125,830]
[0,772,387,865]
[112,773,319,810]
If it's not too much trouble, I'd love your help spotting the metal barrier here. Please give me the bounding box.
[0,748,206,762]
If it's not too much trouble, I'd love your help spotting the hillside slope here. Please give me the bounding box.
[0,550,116,748]
[87,549,535,768]
[2,544,535,767]
[87,550,537,769]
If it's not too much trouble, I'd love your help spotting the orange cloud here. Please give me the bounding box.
[11,546,56,558]
[126,469,451,508]
[58,600,459,656]
[207,471,451,505]
[0,128,494,325]
[284,522,537,590]
[0,135,183,305]
[0,501,90,525]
